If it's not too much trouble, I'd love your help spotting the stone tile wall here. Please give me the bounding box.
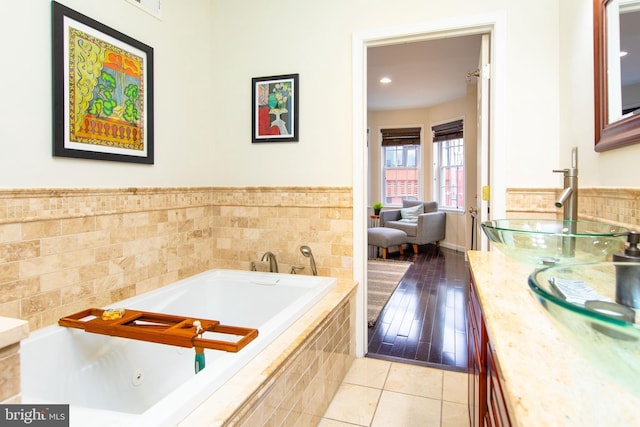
[506,187,640,230]
[0,343,21,403]
[226,289,355,426]
[0,187,353,333]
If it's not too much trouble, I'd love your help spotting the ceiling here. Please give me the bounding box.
[367,34,483,111]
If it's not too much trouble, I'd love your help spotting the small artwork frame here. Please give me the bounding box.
[252,74,299,143]
[52,1,154,164]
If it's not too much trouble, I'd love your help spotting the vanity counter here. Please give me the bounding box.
[468,250,640,426]
[0,316,28,349]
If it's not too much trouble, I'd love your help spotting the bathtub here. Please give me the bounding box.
[20,269,336,426]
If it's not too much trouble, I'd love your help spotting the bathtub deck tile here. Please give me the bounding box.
[179,279,356,427]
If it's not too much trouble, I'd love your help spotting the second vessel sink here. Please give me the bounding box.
[529,262,640,395]
[481,219,629,266]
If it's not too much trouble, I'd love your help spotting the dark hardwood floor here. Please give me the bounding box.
[367,244,469,372]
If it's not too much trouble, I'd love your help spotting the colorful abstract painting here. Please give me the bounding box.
[52,2,154,163]
[252,74,299,143]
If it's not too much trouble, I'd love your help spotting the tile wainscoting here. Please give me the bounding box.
[0,317,28,404]
[506,187,640,230]
[1,186,634,334]
[0,186,353,333]
[228,295,354,426]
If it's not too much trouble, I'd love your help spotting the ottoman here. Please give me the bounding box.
[368,227,408,259]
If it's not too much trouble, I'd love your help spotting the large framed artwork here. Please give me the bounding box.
[252,74,299,143]
[52,1,154,164]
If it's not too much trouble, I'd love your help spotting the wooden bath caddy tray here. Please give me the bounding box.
[58,308,258,352]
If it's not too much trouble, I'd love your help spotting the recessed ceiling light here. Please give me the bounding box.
[380,77,392,84]
[620,51,628,57]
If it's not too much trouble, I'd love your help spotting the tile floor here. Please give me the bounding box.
[320,357,470,427]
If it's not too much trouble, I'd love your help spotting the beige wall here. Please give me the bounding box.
[1,0,217,188]
[5,0,637,192]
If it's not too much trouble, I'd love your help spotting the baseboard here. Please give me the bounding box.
[440,242,467,253]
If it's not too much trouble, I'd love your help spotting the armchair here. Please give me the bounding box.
[379,200,446,253]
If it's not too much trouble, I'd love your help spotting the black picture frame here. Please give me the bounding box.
[52,1,154,164]
[251,74,299,143]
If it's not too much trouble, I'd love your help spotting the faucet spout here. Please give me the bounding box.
[261,251,278,273]
[555,187,573,208]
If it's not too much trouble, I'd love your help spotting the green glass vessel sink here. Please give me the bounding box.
[481,219,629,266]
[529,262,640,395]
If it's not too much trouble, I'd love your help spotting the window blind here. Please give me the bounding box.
[432,120,463,142]
[380,127,421,146]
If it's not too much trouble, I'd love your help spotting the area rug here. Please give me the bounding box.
[367,259,412,327]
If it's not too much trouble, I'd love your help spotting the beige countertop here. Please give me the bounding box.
[0,316,29,349]
[468,250,640,427]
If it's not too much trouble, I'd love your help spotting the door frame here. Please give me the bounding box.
[352,12,507,357]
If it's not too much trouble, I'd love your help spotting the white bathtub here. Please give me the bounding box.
[20,269,336,426]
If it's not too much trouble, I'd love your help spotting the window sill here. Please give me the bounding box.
[440,208,465,214]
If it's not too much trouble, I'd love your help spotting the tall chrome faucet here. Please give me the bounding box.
[261,251,278,273]
[553,146,579,256]
[553,146,578,222]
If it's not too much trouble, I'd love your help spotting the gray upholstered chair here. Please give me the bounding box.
[379,200,446,253]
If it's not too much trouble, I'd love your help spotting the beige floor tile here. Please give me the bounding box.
[371,390,441,427]
[317,418,363,427]
[383,362,443,400]
[443,370,468,404]
[322,383,381,426]
[344,357,391,389]
[441,401,471,427]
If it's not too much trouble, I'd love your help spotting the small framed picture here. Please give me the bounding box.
[52,1,154,164]
[251,74,299,143]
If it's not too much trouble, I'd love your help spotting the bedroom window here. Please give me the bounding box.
[380,127,422,205]
[432,120,464,211]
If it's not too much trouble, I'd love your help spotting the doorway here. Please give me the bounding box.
[366,35,482,369]
[352,14,507,359]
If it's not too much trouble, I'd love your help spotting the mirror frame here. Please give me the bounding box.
[594,0,640,151]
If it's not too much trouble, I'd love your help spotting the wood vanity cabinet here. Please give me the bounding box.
[468,275,512,427]
[467,274,486,426]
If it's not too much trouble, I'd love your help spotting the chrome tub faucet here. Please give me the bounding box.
[261,251,278,273]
